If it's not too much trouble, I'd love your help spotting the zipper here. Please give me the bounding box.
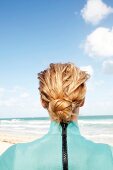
[60,122,69,170]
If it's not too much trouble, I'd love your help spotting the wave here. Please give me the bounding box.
[78,120,113,125]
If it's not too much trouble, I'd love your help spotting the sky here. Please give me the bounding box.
[0,0,113,118]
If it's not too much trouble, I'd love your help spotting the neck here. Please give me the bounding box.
[71,106,79,123]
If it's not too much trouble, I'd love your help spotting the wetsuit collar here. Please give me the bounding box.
[48,120,81,135]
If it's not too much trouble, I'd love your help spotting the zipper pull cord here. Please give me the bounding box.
[60,122,69,170]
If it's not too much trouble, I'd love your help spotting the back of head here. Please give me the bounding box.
[37,62,90,123]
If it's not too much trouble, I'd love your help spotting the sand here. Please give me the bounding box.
[1,132,113,156]
[0,142,13,155]
[0,132,43,155]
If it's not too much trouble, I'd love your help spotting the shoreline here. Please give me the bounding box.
[0,132,44,155]
[0,132,113,155]
[0,142,13,155]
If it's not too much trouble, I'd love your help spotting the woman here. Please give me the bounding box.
[0,62,113,170]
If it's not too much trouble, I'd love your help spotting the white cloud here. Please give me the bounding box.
[80,65,94,76]
[0,87,5,93]
[79,65,94,93]
[82,98,113,115]
[82,27,113,58]
[81,0,113,25]
[20,92,30,98]
[0,97,18,107]
[86,79,105,92]
[0,87,5,98]
[102,60,113,74]
[81,83,113,115]
[94,80,104,86]
[86,80,95,92]
[0,86,46,118]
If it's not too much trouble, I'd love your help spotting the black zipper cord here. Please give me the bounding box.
[60,122,69,170]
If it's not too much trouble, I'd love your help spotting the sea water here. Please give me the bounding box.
[0,115,113,145]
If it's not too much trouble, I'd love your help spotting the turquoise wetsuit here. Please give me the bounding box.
[0,120,113,170]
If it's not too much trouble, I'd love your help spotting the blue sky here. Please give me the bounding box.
[0,0,113,118]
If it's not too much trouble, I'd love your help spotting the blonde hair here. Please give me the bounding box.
[37,62,90,123]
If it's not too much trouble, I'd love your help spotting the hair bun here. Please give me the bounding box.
[48,98,74,123]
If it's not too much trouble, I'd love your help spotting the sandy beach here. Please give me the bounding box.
[0,132,43,155]
[1,116,113,156]
[0,142,13,155]
[1,131,113,155]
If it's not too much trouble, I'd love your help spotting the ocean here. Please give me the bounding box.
[0,115,113,145]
